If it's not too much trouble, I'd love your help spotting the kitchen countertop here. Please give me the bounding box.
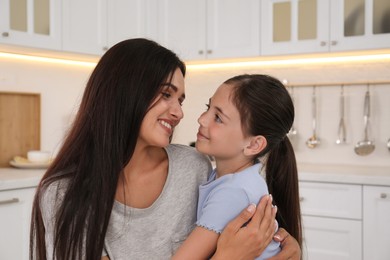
[1,164,390,191]
[0,167,45,191]
[298,163,390,186]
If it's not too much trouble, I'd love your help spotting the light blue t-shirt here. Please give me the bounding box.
[196,163,281,260]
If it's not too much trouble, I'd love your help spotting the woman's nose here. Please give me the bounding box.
[171,101,184,119]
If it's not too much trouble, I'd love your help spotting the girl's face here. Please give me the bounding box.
[138,68,185,148]
[196,84,249,160]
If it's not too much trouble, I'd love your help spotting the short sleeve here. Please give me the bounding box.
[196,187,249,234]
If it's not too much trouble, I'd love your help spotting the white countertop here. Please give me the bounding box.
[0,168,45,191]
[0,164,390,191]
[298,163,390,186]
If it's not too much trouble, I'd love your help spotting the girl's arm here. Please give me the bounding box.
[173,194,276,260]
[172,226,219,260]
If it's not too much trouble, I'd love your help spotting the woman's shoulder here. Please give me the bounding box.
[167,143,209,162]
[166,143,212,176]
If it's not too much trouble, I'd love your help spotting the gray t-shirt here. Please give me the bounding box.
[40,144,211,260]
[104,144,211,259]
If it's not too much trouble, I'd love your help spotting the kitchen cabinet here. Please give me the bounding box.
[0,187,36,260]
[151,0,260,61]
[0,0,61,50]
[260,0,390,56]
[62,0,147,56]
[363,185,390,260]
[299,181,362,260]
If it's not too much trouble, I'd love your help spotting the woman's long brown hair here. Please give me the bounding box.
[30,38,185,260]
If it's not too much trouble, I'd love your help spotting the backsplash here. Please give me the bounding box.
[173,60,390,167]
[0,55,389,167]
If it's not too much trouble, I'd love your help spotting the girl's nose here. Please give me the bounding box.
[197,111,207,126]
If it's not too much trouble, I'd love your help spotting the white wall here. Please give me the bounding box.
[0,56,389,167]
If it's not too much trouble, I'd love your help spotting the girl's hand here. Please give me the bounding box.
[211,194,276,260]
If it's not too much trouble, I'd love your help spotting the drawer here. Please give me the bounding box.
[299,182,362,220]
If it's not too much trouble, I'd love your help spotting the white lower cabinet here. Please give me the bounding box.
[363,185,390,260]
[0,187,36,260]
[302,216,362,260]
[299,181,362,260]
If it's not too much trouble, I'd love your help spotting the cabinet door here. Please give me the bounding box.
[107,0,147,48]
[261,0,330,55]
[62,0,108,55]
[302,216,362,260]
[154,0,206,61]
[206,0,260,59]
[330,0,390,51]
[0,0,61,50]
[299,181,362,219]
[363,185,390,260]
[0,187,36,260]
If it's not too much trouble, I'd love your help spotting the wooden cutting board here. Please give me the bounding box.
[0,92,40,167]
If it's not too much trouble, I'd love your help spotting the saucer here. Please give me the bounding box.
[9,156,52,169]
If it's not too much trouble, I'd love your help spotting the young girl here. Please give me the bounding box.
[173,74,302,259]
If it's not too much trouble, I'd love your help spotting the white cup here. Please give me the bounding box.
[27,150,51,163]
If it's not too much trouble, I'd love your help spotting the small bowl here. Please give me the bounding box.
[27,150,51,163]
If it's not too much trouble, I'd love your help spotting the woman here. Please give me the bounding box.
[30,38,300,260]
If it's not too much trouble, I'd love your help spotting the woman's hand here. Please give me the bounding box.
[268,228,301,260]
[211,194,276,260]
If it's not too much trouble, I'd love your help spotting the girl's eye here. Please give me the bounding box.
[215,114,222,123]
[205,104,210,111]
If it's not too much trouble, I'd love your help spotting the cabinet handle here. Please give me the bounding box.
[207,50,212,54]
[299,197,304,202]
[380,193,387,199]
[331,40,338,46]
[2,32,9,37]
[198,50,204,55]
[0,198,20,205]
[320,41,327,46]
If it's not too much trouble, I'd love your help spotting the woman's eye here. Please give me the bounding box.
[161,92,171,99]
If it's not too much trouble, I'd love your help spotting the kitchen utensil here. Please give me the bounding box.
[287,86,298,137]
[336,85,347,144]
[354,87,375,156]
[387,138,390,152]
[306,86,320,148]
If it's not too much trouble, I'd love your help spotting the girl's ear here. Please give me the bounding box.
[243,135,267,156]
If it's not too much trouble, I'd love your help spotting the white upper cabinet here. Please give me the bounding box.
[0,0,61,50]
[62,0,147,56]
[152,0,260,61]
[260,0,390,56]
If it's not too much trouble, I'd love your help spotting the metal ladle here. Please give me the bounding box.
[306,86,320,148]
[354,86,375,156]
[336,85,347,144]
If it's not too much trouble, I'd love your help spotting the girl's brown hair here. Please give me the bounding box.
[226,74,302,248]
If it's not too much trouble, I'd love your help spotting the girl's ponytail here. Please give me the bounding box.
[266,137,302,247]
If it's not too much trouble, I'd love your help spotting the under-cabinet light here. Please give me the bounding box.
[1,50,390,69]
[0,52,97,67]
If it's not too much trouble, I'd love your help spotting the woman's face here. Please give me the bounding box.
[196,84,249,160]
[138,68,185,148]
